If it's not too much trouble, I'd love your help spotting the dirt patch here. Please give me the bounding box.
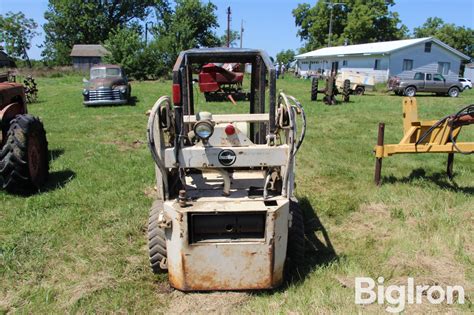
[144,186,158,199]
[163,291,249,314]
[103,139,144,151]
[63,271,116,308]
[387,252,470,290]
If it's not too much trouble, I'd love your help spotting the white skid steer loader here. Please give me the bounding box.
[147,48,307,291]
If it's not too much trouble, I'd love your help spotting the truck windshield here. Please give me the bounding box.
[90,68,121,79]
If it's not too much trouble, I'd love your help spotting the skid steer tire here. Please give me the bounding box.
[148,200,168,274]
[286,199,305,274]
[0,114,49,194]
[311,77,318,101]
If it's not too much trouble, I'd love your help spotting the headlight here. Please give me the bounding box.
[82,89,89,95]
[194,120,214,140]
[119,87,127,94]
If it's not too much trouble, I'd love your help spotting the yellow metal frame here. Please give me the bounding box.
[375,98,473,157]
[374,97,473,185]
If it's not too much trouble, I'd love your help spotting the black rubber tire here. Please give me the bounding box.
[0,114,49,193]
[311,77,318,101]
[355,86,365,95]
[404,86,416,97]
[286,199,305,272]
[343,79,350,102]
[148,200,168,274]
[448,87,460,98]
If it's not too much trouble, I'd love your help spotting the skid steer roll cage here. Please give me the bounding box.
[148,48,306,202]
[171,48,277,145]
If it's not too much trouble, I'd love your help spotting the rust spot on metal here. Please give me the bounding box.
[269,240,275,286]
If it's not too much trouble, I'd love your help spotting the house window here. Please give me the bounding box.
[374,59,382,70]
[424,42,432,53]
[342,60,348,66]
[437,62,450,75]
[402,59,413,71]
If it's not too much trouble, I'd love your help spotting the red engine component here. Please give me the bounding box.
[198,63,244,93]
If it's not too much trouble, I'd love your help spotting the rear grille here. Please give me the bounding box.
[88,88,123,101]
[188,212,266,243]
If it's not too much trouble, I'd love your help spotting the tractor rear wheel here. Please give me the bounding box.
[148,200,168,274]
[0,114,49,193]
[343,79,350,102]
[311,77,318,101]
[286,199,305,273]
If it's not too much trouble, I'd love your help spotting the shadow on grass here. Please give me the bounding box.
[383,168,474,194]
[250,197,338,295]
[43,169,76,192]
[48,148,65,162]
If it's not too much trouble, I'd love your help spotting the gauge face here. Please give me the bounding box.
[218,149,236,166]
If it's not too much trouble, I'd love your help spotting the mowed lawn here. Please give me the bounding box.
[1,74,472,313]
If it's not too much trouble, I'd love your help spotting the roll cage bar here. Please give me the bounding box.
[171,48,277,144]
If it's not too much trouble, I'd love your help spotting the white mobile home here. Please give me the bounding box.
[295,37,471,83]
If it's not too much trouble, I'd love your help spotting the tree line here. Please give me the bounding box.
[0,0,472,78]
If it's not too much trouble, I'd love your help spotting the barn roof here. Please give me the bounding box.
[296,37,470,61]
[0,50,10,61]
[70,45,109,57]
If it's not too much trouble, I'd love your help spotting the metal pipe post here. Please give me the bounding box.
[374,122,385,186]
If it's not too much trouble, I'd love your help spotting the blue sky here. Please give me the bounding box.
[1,0,473,60]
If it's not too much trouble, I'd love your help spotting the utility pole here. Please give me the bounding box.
[226,7,231,47]
[240,19,244,48]
[145,22,154,45]
[325,1,345,47]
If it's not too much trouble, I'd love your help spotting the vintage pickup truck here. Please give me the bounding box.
[388,72,463,97]
[83,65,131,106]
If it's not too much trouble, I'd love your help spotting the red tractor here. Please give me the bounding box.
[198,63,248,104]
[0,79,49,193]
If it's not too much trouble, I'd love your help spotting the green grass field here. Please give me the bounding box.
[1,75,473,313]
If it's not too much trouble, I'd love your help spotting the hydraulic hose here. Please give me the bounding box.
[147,96,171,199]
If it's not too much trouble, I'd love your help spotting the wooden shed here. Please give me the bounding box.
[70,45,109,71]
[0,50,15,68]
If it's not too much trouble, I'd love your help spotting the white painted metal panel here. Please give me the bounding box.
[183,113,269,123]
[164,198,289,290]
[164,145,289,168]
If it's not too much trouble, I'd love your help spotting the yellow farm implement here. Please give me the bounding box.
[374,97,474,185]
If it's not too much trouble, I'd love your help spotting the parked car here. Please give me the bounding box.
[459,77,472,90]
[388,72,463,97]
[83,65,131,106]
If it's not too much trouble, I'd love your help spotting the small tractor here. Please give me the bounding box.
[0,79,49,193]
[311,62,350,105]
[198,63,248,104]
[146,48,307,291]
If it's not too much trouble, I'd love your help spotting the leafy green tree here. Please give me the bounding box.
[153,0,220,68]
[219,30,240,47]
[293,0,407,51]
[103,27,146,80]
[276,49,295,67]
[42,0,160,65]
[414,17,473,58]
[0,12,38,68]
